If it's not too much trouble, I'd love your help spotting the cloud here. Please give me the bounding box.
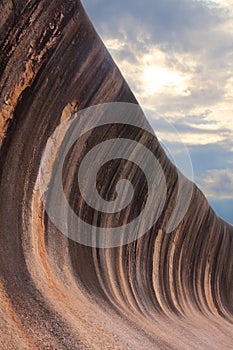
[197,168,233,199]
[146,111,232,146]
[83,0,233,54]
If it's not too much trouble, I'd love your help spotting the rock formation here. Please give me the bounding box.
[0,1,232,349]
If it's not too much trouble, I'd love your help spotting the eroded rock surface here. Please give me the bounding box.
[0,1,232,349]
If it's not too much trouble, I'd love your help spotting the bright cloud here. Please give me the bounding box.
[141,53,191,96]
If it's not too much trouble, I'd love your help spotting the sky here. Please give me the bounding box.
[82,0,233,225]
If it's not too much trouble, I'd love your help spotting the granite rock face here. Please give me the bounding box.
[0,1,232,349]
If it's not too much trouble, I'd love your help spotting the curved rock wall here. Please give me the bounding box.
[0,1,232,349]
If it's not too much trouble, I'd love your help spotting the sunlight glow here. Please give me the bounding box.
[143,65,191,96]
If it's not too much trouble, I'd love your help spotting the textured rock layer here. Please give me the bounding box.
[0,1,232,349]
